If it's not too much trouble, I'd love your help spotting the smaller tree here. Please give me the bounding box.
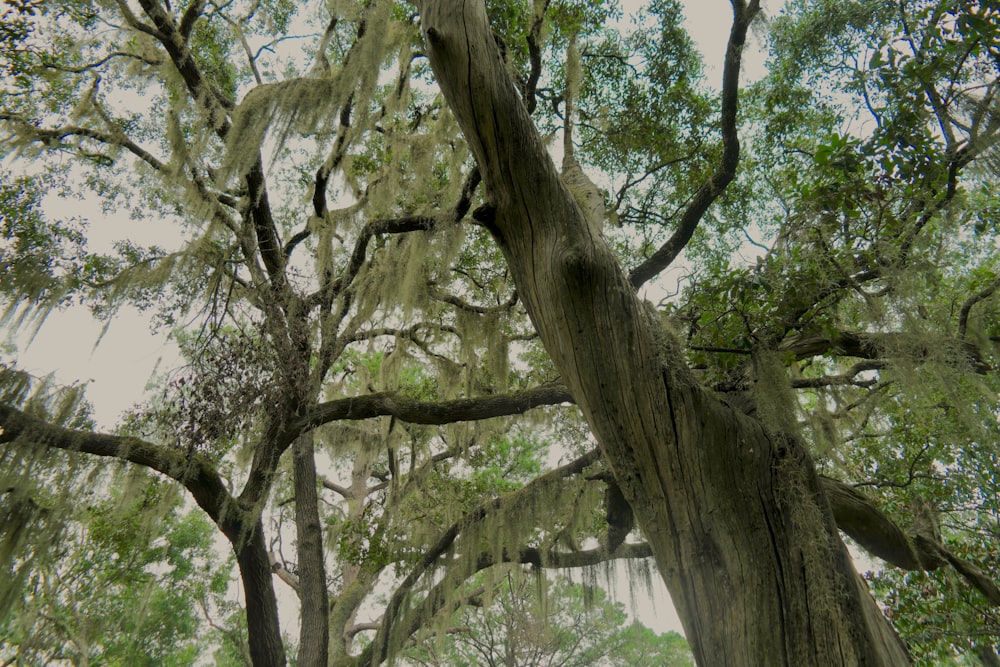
[0,464,238,666]
[403,571,693,667]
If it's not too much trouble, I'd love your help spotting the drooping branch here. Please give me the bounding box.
[0,402,288,667]
[353,540,652,667]
[361,448,603,665]
[0,403,230,524]
[821,476,1000,605]
[628,0,761,289]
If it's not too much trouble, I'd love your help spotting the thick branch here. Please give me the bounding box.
[822,477,1000,605]
[303,383,573,431]
[782,330,991,373]
[136,0,233,129]
[0,403,230,524]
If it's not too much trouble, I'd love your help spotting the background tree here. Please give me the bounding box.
[402,572,694,667]
[1,0,999,665]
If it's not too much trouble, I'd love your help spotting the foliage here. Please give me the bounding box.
[403,572,693,667]
[0,0,999,664]
[0,470,236,666]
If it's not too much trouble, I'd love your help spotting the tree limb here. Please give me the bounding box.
[821,476,1000,605]
[628,0,761,289]
[782,330,991,373]
[302,383,573,431]
[0,402,288,666]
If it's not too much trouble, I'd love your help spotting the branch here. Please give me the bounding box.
[302,383,573,431]
[958,273,1000,339]
[0,403,232,528]
[135,0,233,131]
[822,476,1000,605]
[790,361,885,389]
[521,1,549,114]
[42,50,162,74]
[179,0,206,39]
[781,330,991,374]
[268,551,301,593]
[360,448,604,666]
[328,215,438,297]
[428,284,518,315]
[0,402,290,665]
[0,114,169,175]
[628,0,761,289]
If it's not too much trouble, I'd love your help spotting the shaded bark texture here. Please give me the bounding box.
[416,1,912,664]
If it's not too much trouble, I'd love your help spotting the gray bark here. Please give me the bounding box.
[416,1,912,663]
[293,432,329,667]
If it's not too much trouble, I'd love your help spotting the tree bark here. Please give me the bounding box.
[233,521,289,667]
[416,1,912,664]
[292,432,329,667]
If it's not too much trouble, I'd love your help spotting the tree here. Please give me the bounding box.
[1,0,999,665]
[402,572,693,667]
[0,470,238,666]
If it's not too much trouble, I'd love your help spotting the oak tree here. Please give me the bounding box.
[2,0,1000,665]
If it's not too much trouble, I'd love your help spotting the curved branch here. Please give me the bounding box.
[321,166,482,304]
[428,284,518,315]
[42,50,162,74]
[361,448,602,665]
[628,0,761,289]
[0,402,288,666]
[781,330,991,374]
[958,273,1000,340]
[0,403,230,523]
[329,215,438,297]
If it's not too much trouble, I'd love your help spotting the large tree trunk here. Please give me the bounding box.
[416,2,911,664]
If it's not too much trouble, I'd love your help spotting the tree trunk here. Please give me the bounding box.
[293,432,329,667]
[416,1,911,664]
[232,521,288,667]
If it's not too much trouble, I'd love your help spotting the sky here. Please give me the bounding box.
[5,0,777,638]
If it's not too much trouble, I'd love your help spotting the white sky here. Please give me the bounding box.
[5,0,777,639]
